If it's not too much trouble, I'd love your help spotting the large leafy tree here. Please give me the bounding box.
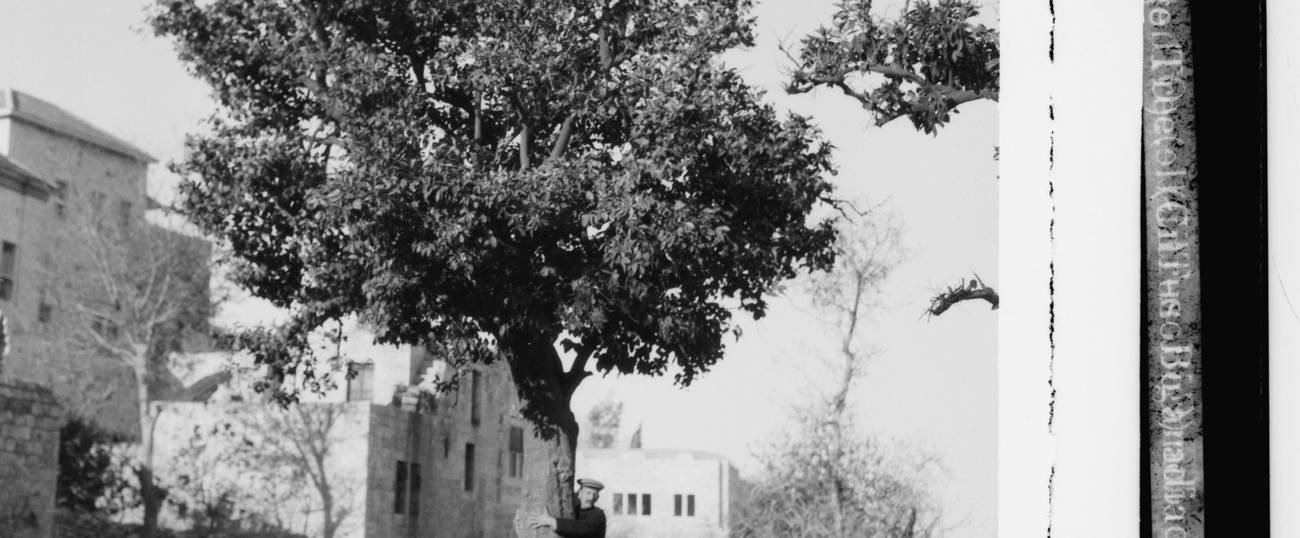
[149,1,838,535]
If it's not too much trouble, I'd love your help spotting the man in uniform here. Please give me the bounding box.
[526,478,607,537]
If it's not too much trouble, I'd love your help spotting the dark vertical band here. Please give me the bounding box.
[1191,0,1269,535]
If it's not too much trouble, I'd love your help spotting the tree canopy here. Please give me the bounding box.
[151,0,839,428]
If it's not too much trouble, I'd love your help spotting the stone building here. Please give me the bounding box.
[575,448,744,538]
[153,346,534,538]
[0,88,208,437]
[0,151,57,349]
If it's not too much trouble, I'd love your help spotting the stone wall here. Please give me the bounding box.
[0,378,62,538]
[149,361,534,538]
[365,362,529,538]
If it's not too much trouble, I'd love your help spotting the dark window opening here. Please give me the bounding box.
[89,192,105,215]
[613,493,623,515]
[641,494,651,515]
[469,369,482,426]
[394,461,408,514]
[508,426,524,478]
[37,291,51,323]
[0,242,16,301]
[627,493,637,515]
[674,494,682,516]
[687,494,695,516]
[118,200,133,230]
[92,319,119,340]
[409,463,422,516]
[464,443,475,492]
[53,181,67,219]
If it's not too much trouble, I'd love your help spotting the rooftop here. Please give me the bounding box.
[0,89,156,163]
[579,448,732,462]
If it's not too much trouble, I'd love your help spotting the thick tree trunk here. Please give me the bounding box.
[134,352,167,538]
[137,467,167,538]
[136,426,167,535]
[503,331,581,538]
[513,414,579,538]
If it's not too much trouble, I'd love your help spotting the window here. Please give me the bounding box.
[89,191,106,215]
[613,494,623,515]
[395,461,408,514]
[469,369,482,426]
[347,362,374,401]
[627,493,637,515]
[464,443,475,492]
[37,291,51,323]
[508,426,524,478]
[53,181,67,219]
[0,242,16,301]
[687,494,695,516]
[393,461,421,515]
[641,494,651,515]
[117,200,133,230]
[409,463,422,516]
[92,314,118,340]
[443,435,450,458]
[674,494,682,516]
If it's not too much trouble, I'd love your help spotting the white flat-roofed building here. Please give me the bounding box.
[576,448,745,538]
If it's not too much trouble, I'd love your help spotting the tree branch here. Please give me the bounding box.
[564,341,597,392]
[548,113,577,163]
[787,55,999,128]
[510,93,532,171]
[598,29,613,70]
[924,272,999,319]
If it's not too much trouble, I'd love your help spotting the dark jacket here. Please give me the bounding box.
[555,506,606,538]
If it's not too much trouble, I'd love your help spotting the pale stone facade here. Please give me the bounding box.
[576,449,744,538]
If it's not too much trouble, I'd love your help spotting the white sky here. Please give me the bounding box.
[0,1,996,536]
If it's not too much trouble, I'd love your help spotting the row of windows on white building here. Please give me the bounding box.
[355,363,702,522]
[612,492,696,517]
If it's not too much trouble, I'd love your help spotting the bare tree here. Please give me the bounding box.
[225,404,357,538]
[737,212,945,538]
[49,211,212,538]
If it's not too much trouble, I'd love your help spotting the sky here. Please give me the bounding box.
[0,1,997,536]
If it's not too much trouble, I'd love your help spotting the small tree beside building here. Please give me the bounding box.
[52,214,213,538]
